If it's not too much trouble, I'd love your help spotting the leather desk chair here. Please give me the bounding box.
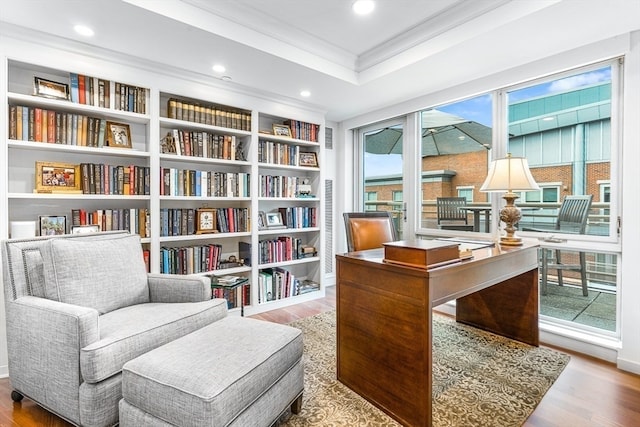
[343,211,398,252]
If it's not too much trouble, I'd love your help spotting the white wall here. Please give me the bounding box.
[334,32,640,374]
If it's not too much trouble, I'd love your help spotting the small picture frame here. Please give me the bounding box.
[34,76,69,101]
[272,124,292,138]
[266,212,286,229]
[35,161,81,193]
[299,151,318,167]
[71,224,101,234]
[39,215,67,236]
[105,121,132,148]
[258,211,268,230]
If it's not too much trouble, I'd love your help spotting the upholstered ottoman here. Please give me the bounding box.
[119,316,304,427]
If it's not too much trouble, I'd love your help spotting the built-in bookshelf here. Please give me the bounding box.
[3,56,324,317]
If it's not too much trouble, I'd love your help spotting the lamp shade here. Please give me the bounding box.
[480,154,540,192]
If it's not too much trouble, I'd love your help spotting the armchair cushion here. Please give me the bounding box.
[81,298,228,383]
[41,234,149,314]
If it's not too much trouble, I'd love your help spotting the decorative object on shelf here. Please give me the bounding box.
[266,212,286,229]
[257,211,267,230]
[195,208,218,234]
[105,121,132,148]
[71,224,101,234]
[299,151,318,167]
[297,178,313,197]
[480,153,540,246]
[218,255,245,269]
[35,161,82,193]
[300,245,317,258]
[272,124,292,137]
[34,76,69,100]
[38,215,66,236]
[160,132,177,154]
[10,221,37,239]
[235,140,247,161]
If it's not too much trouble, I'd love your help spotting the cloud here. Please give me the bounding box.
[548,69,611,93]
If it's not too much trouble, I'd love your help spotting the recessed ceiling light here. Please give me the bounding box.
[212,64,226,73]
[352,0,375,15]
[300,90,311,97]
[542,117,555,121]
[221,76,232,82]
[74,25,94,37]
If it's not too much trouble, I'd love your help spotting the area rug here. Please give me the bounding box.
[281,310,570,427]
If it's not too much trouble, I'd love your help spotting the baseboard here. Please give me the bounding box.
[0,365,8,378]
[616,357,640,375]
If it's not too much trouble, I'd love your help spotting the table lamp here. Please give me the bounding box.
[480,153,539,246]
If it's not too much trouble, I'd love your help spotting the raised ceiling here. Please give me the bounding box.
[1,0,639,121]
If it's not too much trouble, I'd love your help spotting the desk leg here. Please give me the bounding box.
[456,268,539,346]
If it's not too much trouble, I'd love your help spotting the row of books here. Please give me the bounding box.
[258,268,299,303]
[165,129,245,160]
[258,139,301,166]
[71,207,150,237]
[69,73,110,107]
[259,175,310,198]
[258,236,308,264]
[8,105,113,147]
[167,98,251,131]
[212,285,250,309]
[159,243,224,274]
[160,168,250,198]
[283,119,320,142]
[81,163,150,195]
[278,207,317,228]
[159,207,250,236]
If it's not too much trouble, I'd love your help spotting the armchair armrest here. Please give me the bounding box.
[147,274,211,303]
[6,296,99,399]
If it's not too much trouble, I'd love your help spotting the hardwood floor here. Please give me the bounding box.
[0,285,638,426]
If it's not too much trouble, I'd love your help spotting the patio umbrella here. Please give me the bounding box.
[365,109,492,156]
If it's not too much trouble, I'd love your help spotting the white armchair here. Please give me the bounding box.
[2,231,228,426]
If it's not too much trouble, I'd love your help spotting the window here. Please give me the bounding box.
[507,65,614,238]
[419,94,493,231]
[365,192,377,211]
[457,187,474,202]
[392,191,403,202]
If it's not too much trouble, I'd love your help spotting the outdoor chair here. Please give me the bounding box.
[343,211,398,252]
[524,195,593,296]
[436,197,474,231]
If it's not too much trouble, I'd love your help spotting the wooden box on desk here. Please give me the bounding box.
[383,240,460,269]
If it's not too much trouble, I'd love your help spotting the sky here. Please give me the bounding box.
[364,67,611,178]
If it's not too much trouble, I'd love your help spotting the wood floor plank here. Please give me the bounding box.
[0,285,639,426]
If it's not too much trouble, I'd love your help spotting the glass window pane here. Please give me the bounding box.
[507,66,612,237]
[419,94,492,232]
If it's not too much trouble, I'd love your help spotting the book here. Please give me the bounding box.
[383,240,460,269]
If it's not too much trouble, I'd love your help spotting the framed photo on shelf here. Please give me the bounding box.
[258,211,268,230]
[105,121,132,148]
[266,212,286,229]
[35,161,81,193]
[299,151,318,167]
[272,124,292,138]
[33,76,69,100]
[39,215,67,236]
[71,224,101,234]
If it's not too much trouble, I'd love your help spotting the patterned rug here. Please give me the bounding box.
[281,310,569,427]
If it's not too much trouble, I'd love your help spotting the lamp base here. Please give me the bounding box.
[499,192,523,246]
[499,235,523,246]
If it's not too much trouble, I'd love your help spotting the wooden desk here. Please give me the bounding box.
[336,241,539,427]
